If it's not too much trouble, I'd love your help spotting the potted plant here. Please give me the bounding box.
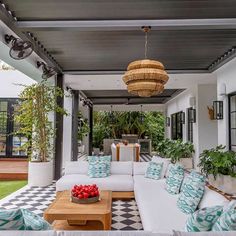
[15,80,67,187]
[198,145,236,194]
[156,139,194,169]
[78,112,89,154]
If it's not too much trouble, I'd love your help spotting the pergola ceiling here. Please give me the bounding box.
[1,0,236,73]
[83,89,183,105]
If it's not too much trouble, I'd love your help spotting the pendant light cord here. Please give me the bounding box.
[145,31,148,59]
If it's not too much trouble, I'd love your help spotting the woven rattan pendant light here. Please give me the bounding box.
[123,26,169,97]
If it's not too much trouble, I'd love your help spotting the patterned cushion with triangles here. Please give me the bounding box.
[186,205,223,232]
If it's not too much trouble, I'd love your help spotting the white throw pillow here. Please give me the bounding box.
[65,161,89,175]
[198,187,229,209]
[133,162,148,175]
[152,156,171,178]
[110,161,133,175]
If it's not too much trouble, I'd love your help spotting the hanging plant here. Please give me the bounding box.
[78,112,90,141]
[14,80,67,162]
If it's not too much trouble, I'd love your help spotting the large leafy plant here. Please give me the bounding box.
[198,145,236,178]
[15,81,67,162]
[156,139,195,163]
[78,112,89,141]
[92,111,164,150]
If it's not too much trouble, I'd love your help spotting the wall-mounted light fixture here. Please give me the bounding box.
[166,117,170,127]
[180,111,185,124]
[213,101,223,120]
[189,108,196,123]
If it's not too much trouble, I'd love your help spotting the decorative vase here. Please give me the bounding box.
[28,161,53,187]
[122,140,129,146]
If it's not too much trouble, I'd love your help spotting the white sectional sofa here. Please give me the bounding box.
[56,161,134,192]
[55,160,231,234]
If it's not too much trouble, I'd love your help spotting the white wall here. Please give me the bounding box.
[215,57,236,148]
[165,84,218,168]
[0,70,35,98]
[196,84,218,166]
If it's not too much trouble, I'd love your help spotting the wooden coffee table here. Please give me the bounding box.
[44,190,112,230]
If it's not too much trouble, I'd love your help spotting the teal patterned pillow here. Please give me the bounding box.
[88,156,111,176]
[21,209,52,230]
[177,171,206,214]
[166,164,184,194]
[186,205,223,232]
[88,161,109,178]
[145,161,163,180]
[212,201,236,231]
[0,209,25,230]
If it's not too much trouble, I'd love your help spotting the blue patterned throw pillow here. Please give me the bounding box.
[145,161,163,180]
[177,171,206,214]
[165,164,184,194]
[88,155,111,176]
[0,209,25,230]
[88,161,109,178]
[212,200,236,231]
[186,205,223,232]
[21,209,52,230]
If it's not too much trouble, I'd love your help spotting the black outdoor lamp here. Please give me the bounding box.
[166,117,170,127]
[213,101,223,120]
[189,108,196,123]
[140,105,144,124]
[180,111,185,124]
[109,105,115,124]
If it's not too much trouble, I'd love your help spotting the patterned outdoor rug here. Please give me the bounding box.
[0,184,143,230]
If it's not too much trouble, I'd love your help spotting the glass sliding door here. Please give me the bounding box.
[171,112,183,140]
[0,99,28,158]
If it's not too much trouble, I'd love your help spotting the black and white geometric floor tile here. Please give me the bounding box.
[0,184,143,230]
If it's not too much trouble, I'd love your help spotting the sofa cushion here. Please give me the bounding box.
[0,231,56,236]
[152,156,171,178]
[177,172,206,214]
[165,164,184,195]
[212,200,236,231]
[133,162,148,175]
[0,209,25,230]
[110,161,133,175]
[199,187,229,209]
[88,161,109,178]
[174,231,236,236]
[134,175,188,233]
[65,161,88,175]
[21,209,52,230]
[88,156,111,176]
[185,205,223,232]
[145,162,163,180]
[56,174,134,192]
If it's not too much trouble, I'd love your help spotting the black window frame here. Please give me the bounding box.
[171,111,183,140]
[228,92,236,151]
[0,98,27,158]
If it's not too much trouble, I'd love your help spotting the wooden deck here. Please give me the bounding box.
[0,159,28,180]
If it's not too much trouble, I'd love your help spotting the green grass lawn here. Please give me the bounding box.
[0,180,27,200]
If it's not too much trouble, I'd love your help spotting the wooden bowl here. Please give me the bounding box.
[71,195,99,204]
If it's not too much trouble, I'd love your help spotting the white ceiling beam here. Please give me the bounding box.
[16,18,236,31]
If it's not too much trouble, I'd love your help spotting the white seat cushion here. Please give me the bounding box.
[111,161,133,175]
[198,186,229,209]
[134,175,188,233]
[65,161,89,175]
[133,162,148,175]
[56,174,134,192]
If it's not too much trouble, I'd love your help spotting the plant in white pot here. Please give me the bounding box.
[156,139,194,169]
[15,80,67,187]
[198,145,236,194]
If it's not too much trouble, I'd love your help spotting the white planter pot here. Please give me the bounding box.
[28,161,53,187]
[179,158,193,170]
